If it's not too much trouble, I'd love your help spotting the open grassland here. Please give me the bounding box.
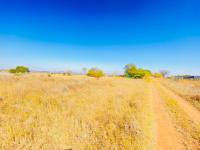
[1,74,200,150]
[0,74,155,150]
[161,79,200,111]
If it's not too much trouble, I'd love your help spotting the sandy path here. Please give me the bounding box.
[151,84,183,150]
[159,83,200,124]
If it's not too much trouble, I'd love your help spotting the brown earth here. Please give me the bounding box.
[159,83,200,124]
[151,84,183,150]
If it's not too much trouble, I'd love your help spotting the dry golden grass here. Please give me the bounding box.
[0,73,155,150]
[156,83,200,150]
[161,79,200,110]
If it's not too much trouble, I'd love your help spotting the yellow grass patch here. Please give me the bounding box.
[0,74,155,150]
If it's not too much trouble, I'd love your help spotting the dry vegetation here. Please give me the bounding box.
[161,79,200,110]
[156,83,200,150]
[1,73,200,150]
[0,73,155,150]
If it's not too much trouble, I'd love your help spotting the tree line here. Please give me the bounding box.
[9,64,166,79]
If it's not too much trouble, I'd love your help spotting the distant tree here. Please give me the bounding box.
[159,70,170,78]
[142,69,152,78]
[124,64,152,79]
[124,64,137,72]
[66,70,72,76]
[124,64,137,78]
[82,67,88,75]
[15,66,30,73]
[9,66,30,74]
[87,68,104,78]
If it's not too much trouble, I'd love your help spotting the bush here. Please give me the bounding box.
[9,66,30,74]
[154,73,163,78]
[87,68,104,78]
[66,71,72,76]
[124,64,152,79]
[9,69,16,73]
[15,66,30,73]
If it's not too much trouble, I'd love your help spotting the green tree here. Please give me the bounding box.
[9,66,30,74]
[124,64,152,79]
[142,69,152,77]
[87,68,104,78]
[124,64,137,78]
[15,66,30,73]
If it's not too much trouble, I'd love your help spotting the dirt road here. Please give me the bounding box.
[159,84,200,124]
[151,80,200,150]
[151,84,183,150]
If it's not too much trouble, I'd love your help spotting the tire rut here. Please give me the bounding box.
[151,84,183,150]
[159,83,200,124]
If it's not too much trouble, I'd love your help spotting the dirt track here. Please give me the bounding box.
[152,80,200,150]
[151,84,183,150]
[159,84,200,124]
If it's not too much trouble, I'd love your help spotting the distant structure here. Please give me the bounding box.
[173,75,200,80]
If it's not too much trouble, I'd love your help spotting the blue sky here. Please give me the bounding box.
[0,0,200,75]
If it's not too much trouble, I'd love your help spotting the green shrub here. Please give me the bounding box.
[9,66,30,74]
[124,64,152,79]
[154,73,163,78]
[15,66,30,73]
[87,68,104,78]
[66,71,72,76]
[15,72,23,76]
[9,69,16,73]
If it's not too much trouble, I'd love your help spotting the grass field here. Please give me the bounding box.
[0,74,200,150]
[161,79,200,110]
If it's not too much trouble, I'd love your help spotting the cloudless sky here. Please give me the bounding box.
[0,0,200,74]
